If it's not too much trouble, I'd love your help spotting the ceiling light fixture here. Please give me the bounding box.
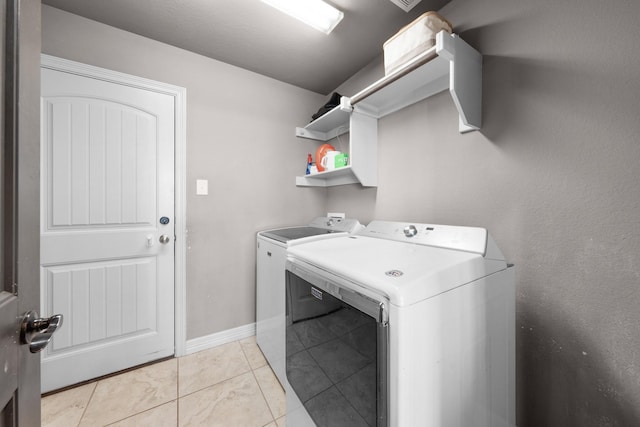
[261,0,344,35]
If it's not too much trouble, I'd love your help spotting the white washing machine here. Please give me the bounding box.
[256,217,363,386]
[285,221,515,427]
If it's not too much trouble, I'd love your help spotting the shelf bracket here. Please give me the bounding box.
[436,32,482,133]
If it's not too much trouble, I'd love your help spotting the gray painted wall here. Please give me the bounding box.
[41,0,640,424]
[41,5,327,340]
[328,0,640,425]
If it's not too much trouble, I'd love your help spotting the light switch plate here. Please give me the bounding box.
[196,179,208,195]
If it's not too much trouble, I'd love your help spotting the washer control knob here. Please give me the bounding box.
[403,225,418,238]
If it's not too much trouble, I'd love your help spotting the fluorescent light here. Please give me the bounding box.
[261,0,344,34]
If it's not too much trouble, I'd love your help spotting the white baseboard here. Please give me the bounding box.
[184,323,256,355]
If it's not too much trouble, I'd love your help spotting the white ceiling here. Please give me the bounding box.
[41,0,450,94]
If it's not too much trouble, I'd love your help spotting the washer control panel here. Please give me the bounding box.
[307,216,363,233]
[359,221,488,255]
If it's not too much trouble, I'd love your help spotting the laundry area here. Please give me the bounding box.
[2,0,639,426]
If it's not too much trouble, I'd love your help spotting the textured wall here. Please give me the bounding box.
[41,6,327,340]
[328,0,640,425]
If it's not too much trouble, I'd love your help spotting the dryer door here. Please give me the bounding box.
[285,267,389,427]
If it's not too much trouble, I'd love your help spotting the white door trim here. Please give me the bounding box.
[40,54,188,357]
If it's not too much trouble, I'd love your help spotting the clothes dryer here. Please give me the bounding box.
[285,221,515,427]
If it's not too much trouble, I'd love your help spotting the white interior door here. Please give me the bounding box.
[40,66,176,393]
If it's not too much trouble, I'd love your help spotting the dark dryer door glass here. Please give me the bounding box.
[286,270,388,427]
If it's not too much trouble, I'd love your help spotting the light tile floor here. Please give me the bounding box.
[41,337,286,427]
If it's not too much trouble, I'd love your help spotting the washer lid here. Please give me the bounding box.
[259,217,363,244]
[287,235,508,306]
[260,227,338,244]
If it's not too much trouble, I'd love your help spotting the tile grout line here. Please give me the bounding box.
[240,339,280,425]
[76,381,98,427]
[176,352,180,427]
[95,358,180,426]
[251,368,279,427]
[238,340,277,425]
[175,342,254,400]
[102,401,177,427]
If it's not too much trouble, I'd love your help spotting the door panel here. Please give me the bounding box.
[1,0,43,425]
[44,99,157,228]
[43,257,157,351]
[41,67,175,392]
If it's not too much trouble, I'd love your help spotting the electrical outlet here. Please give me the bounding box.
[196,179,208,195]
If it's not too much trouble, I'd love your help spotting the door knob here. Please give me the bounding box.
[159,234,171,244]
[20,311,63,353]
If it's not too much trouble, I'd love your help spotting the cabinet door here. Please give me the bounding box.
[256,238,286,385]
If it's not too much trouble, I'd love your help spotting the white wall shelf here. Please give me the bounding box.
[296,165,357,187]
[296,109,377,187]
[295,31,482,187]
[295,101,351,141]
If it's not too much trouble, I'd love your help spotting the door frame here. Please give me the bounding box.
[40,54,188,357]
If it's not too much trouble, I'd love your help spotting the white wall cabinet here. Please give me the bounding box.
[295,31,482,187]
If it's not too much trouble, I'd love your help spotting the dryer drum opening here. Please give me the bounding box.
[285,270,389,427]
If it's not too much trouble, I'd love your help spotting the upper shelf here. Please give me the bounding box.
[295,99,352,141]
[296,31,482,138]
[351,31,482,132]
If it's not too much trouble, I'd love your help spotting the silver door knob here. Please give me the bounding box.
[159,234,171,244]
[20,311,63,353]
